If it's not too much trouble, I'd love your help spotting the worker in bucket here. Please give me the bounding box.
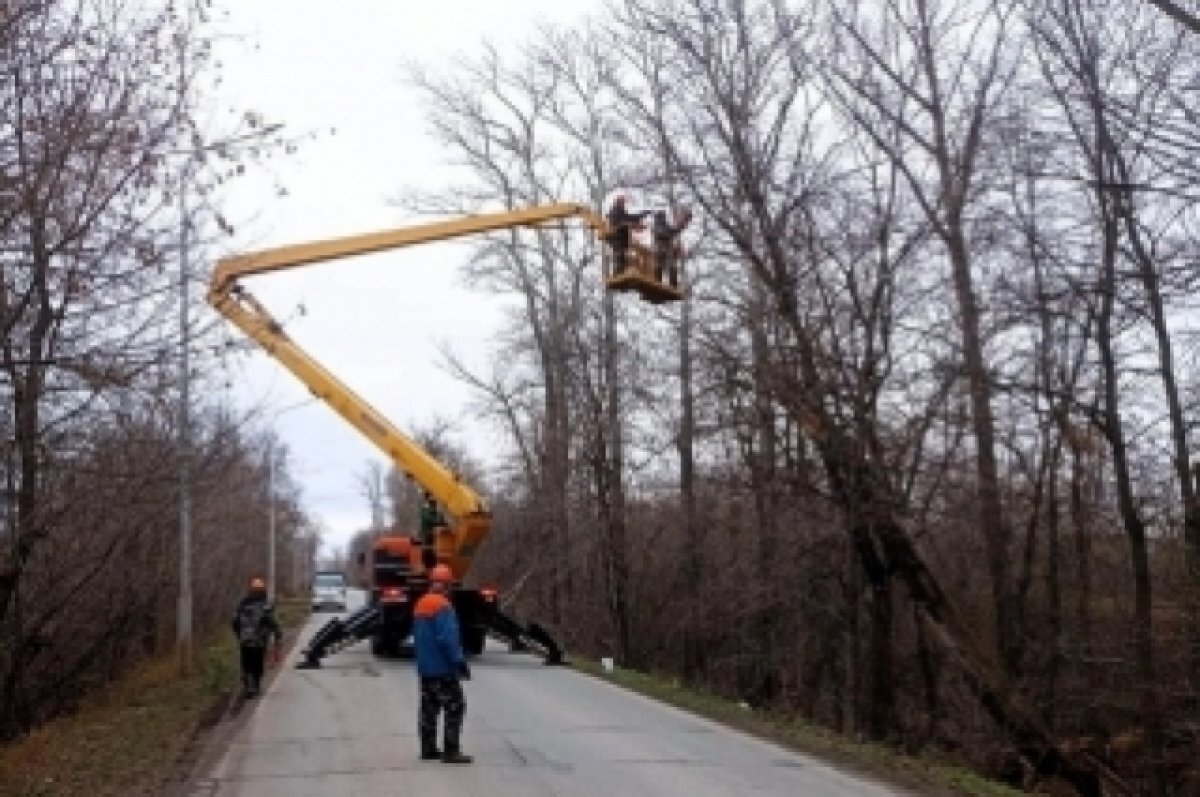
[606,193,649,275]
[231,577,282,698]
[413,564,472,763]
[652,207,692,287]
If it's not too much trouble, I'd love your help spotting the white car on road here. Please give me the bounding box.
[311,571,347,612]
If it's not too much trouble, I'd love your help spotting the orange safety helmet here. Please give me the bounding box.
[429,564,454,584]
[249,577,266,591]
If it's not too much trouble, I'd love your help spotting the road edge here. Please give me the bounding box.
[572,659,1020,797]
[163,601,312,797]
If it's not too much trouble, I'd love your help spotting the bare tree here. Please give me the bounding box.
[824,0,1026,674]
[358,461,387,535]
[1140,0,1200,34]
[1025,1,1200,784]
[0,0,305,737]
[407,47,587,626]
[396,0,1200,789]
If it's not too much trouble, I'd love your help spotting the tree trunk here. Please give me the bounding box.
[1043,448,1063,727]
[678,263,700,678]
[866,553,894,741]
[0,216,55,735]
[1112,167,1200,700]
[814,412,1124,793]
[839,465,896,741]
[1094,180,1164,794]
[1075,441,1094,672]
[748,277,780,704]
[549,366,572,624]
[914,601,940,745]
[842,544,862,735]
[601,250,631,664]
[945,225,1016,674]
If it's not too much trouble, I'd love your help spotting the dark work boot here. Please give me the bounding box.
[419,732,441,760]
[441,749,473,764]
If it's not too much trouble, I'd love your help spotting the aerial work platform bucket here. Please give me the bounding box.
[605,272,684,304]
[604,245,684,304]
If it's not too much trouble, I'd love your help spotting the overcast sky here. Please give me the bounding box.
[209,0,599,557]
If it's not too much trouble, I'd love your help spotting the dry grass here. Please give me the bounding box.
[0,600,309,797]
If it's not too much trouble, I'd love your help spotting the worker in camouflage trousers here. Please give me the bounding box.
[413,564,472,764]
[232,577,282,698]
[606,193,649,274]
[652,207,692,288]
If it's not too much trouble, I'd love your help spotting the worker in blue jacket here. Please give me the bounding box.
[413,564,472,764]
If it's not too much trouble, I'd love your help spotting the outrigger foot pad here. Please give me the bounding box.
[527,622,566,666]
[485,610,566,665]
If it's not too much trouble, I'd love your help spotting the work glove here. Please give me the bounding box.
[456,661,471,680]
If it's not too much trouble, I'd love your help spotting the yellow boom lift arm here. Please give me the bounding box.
[207,203,640,580]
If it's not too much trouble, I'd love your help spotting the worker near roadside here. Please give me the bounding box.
[652,207,692,287]
[413,564,472,764]
[606,193,649,275]
[231,577,282,699]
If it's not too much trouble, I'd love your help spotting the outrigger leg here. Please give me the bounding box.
[485,606,565,665]
[295,604,382,669]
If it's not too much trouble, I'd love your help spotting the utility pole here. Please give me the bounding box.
[174,0,194,676]
[264,400,313,603]
[177,157,194,672]
[267,440,276,604]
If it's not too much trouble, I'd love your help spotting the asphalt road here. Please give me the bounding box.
[190,590,908,796]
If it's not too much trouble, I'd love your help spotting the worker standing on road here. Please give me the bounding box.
[606,193,649,275]
[413,564,472,764]
[232,577,282,699]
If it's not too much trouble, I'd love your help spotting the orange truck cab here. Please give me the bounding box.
[364,534,492,658]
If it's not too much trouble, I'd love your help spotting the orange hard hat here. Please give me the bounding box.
[429,564,454,584]
[250,577,266,591]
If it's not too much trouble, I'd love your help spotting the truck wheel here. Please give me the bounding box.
[371,635,388,657]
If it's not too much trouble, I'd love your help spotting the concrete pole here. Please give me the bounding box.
[264,398,313,601]
[177,160,194,671]
[174,0,196,676]
[268,442,277,604]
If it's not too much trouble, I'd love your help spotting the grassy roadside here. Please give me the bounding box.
[0,599,310,797]
[574,659,1022,797]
